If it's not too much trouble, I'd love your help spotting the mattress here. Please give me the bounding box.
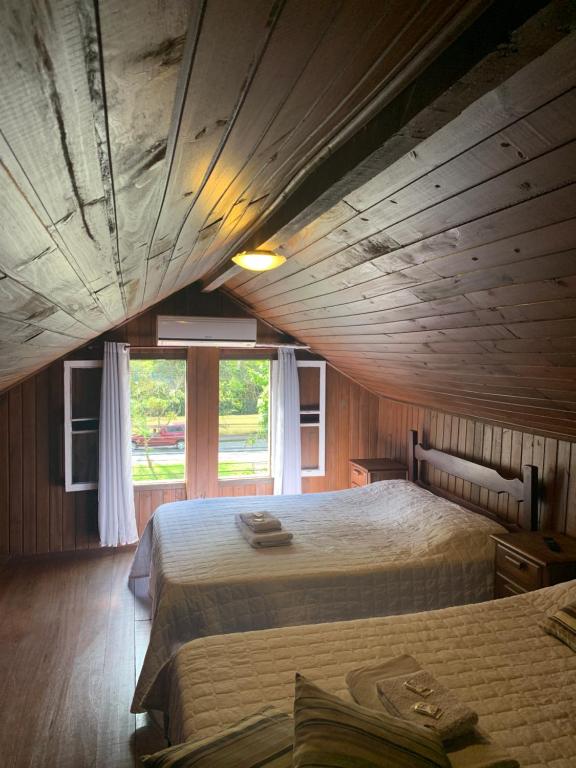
[131,480,506,712]
[164,580,576,767]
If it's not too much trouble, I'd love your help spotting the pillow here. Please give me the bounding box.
[293,673,450,768]
[540,599,576,652]
[141,707,292,767]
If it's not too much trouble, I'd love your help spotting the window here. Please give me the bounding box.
[129,359,186,483]
[63,360,102,491]
[297,360,326,477]
[218,359,271,479]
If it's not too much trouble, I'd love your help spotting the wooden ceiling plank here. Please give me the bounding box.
[344,33,576,213]
[0,164,110,334]
[189,0,492,285]
[219,0,571,293]
[286,300,576,338]
[258,243,576,325]
[176,0,411,286]
[348,375,576,419]
[245,147,576,315]
[98,0,198,313]
[140,0,280,306]
[0,0,125,320]
[238,88,576,304]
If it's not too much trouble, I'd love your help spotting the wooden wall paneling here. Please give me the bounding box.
[8,386,23,554]
[35,369,51,553]
[21,379,36,554]
[507,430,523,526]
[554,440,571,533]
[49,362,64,552]
[567,445,576,537]
[541,437,559,530]
[0,393,9,553]
[497,429,512,523]
[453,416,466,499]
[532,434,546,528]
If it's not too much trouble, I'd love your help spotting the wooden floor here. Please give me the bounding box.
[0,548,165,768]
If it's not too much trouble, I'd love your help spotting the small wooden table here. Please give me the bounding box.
[349,458,408,488]
[490,531,576,598]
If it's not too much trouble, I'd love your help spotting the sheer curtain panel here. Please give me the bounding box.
[98,342,138,546]
[272,348,302,495]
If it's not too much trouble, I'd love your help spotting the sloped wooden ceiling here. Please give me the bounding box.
[2,0,576,442]
[226,24,576,438]
[0,0,496,390]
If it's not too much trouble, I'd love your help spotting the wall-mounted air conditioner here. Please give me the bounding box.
[157,316,257,347]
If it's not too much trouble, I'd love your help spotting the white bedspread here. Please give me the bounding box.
[131,480,506,712]
[164,580,576,767]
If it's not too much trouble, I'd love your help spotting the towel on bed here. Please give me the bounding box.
[238,511,283,532]
[235,517,293,548]
[377,669,478,742]
[347,656,516,767]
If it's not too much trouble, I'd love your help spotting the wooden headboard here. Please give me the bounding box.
[407,430,539,531]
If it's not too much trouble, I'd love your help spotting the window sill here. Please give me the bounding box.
[218,476,273,486]
[133,480,186,491]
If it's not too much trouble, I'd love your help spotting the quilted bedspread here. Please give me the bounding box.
[164,580,576,767]
[131,480,506,712]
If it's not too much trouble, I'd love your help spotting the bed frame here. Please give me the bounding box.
[407,430,539,531]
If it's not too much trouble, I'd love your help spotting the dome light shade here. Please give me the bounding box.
[232,250,286,271]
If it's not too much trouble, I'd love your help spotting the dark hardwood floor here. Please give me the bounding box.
[0,548,165,767]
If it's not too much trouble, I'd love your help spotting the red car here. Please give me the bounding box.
[132,424,185,450]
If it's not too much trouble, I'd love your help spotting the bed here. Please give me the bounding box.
[130,432,538,713]
[158,579,576,767]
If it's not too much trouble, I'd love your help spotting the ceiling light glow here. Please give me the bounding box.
[232,250,286,271]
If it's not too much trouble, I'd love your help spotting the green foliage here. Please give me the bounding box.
[130,359,186,434]
[219,360,270,436]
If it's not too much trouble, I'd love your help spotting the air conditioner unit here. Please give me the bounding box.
[157,316,257,347]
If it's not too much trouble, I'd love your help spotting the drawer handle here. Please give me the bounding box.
[504,554,527,570]
[503,582,522,596]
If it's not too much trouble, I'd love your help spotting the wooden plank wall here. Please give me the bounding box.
[376,398,576,536]
[1,357,575,554]
[0,357,380,554]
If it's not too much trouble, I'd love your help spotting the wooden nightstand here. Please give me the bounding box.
[349,458,408,488]
[491,531,576,598]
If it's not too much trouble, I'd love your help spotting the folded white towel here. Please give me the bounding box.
[238,511,282,532]
[377,669,478,742]
[235,517,293,548]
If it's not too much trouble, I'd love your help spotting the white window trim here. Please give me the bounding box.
[297,360,326,477]
[64,359,102,492]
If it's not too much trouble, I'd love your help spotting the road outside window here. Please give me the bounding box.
[130,359,186,482]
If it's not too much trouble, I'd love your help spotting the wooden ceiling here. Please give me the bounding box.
[227,17,576,438]
[0,0,495,390]
[2,0,576,439]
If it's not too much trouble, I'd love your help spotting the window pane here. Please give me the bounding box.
[130,359,186,483]
[219,360,270,478]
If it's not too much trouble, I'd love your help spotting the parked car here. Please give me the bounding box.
[132,423,185,450]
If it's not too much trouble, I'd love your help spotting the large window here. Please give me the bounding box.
[218,359,271,479]
[130,359,186,483]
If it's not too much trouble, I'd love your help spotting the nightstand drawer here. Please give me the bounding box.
[494,574,529,599]
[350,466,368,487]
[495,545,542,591]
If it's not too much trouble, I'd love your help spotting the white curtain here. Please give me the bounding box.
[98,342,138,546]
[272,348,302,495]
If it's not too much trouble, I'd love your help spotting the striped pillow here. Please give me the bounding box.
[293,673,450,768]
[141,707,293,767]
[541,600,576,652]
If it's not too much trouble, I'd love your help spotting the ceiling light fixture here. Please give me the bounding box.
[232,249,286,272]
